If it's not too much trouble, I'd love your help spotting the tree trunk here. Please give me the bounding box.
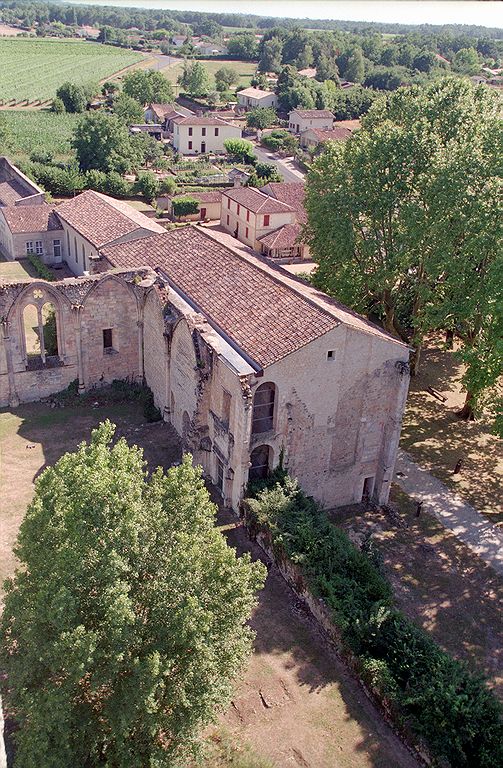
[410,342,422,377]
[445,329,454,349]
[456,391,475,421]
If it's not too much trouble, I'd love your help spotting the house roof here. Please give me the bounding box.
[298,68,317,78]
[237,87,276,99]
[1,204,62,234]
[258,222,302,249]
[149,103,193,119]
[0,180,27,207]
[334,119,361,131]
[101,225,407,369]
[223,187,295,214]
[260,182,306,224]
[101,226,337,368]
[304,127,352,142]
[172,115,236,126]
[168,191,222,204]
[290,109,334,119]
[56,191,165,248]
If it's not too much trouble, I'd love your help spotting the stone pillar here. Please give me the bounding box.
[137,319,144,383]
[1,319,19,408]
[36,305,46,364]
[73,306,86,394]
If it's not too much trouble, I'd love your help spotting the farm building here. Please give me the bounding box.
[237,87,277,110]
[300,126,353,149]
[0,156,45,208]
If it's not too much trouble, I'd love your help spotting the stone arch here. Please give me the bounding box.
[83,274,142,320]
[11,283,68,367]
[251,381,277,434]
[249,444,274,482]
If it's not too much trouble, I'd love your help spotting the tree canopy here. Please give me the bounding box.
[178,60,212,98]
[122,69,174,105]
[305,78,502,428]
[1,421,265,768]
[72,112,139,173]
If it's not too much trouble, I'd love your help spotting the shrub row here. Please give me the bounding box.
[27,253,55,281]
[243,473,503,768]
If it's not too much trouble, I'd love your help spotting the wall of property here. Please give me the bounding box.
[238,93,277,110]
[289,114,334,133]
[173,123,241,155]
[220,195,295,250]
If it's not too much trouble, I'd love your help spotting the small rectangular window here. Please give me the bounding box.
[35,240,43,255]
[74,237,78,263]
[202,127,206,136]
[188,140,192,150]
[227,197,230,209]
[25,241,34,254]
[245,226,249,238]
[227,214,229,225]
[246,209,250,222]
[263,214,270,227]
[188,127,193,136]
[103,328,113,350]
[327,350,335,361]
[215,127,219,136]
[53,239,61,258]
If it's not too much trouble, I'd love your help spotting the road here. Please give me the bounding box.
[253,145,306,184]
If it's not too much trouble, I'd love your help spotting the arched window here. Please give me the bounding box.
[23,301,58,368]
[249,445,272,481]
[252,382,276,434]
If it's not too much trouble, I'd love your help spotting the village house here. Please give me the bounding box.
[171,115,241,155]
[0,225,410,513]
[237,87,278,110]
[0,156,45,208]
[144,103,194,132]
[298,67,317,78]
[220,186,301,255]
[0,189,165,274]
[288,108,335,134]
[158,190,222,221]
[300,125,353,149]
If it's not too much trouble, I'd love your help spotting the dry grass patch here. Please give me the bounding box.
[401,335,502,523]
[332,486,503,700]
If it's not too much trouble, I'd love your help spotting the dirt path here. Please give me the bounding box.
[218,514,419,768]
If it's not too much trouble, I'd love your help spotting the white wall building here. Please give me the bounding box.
[237,87,277,110]
[172,116,241,155]
[288,109,334,134]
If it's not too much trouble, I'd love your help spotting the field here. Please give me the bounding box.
[2,110,78,162]
[0,38,143,103]
[159,57,257,89]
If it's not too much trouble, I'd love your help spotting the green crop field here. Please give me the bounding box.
[0,38,144,103]
[3,110,79,161]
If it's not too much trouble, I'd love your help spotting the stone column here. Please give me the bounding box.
[36,305,46,364]
[73,306,86,394]
[137,319,144,383]
[1,319,19,408]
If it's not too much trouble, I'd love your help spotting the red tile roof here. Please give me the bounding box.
[237,87,276,99]
[261,182,306,224]
[101,226,338,368]
[172,115,236,126]
[223,187,295,214]
[306,127,352,141]
[258,223,302,249]
[1,204,62,234]
[56,191,164,248]
[290,109,334,119]
[0,180,26,207]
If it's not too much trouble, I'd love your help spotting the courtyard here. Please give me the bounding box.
[0,396,419,768]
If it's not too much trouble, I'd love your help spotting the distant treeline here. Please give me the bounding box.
[0,0,501,39]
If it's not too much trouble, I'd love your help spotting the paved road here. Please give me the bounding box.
[394,449,503,577]
[253,145,306,184]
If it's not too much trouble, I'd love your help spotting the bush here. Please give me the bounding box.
[29,162,86,196]
[27,254,55,281]
[223,138,256,164]
[171,196,199,218]
[50,96,65,114]
[133,171,160,203]
[101,171,132,198]
[244,475,503,767]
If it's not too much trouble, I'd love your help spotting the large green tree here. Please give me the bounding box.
[305,78,502,427]
[72,112,139,173]
[112,92,145,125]
[122,69,174,105]
[178,60,212,98]
[1,421,265,768]
[214,66,239,92]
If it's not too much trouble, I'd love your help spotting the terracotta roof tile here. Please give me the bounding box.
[172,115,237,126]
[0,180,26,207]
[55,190,164,248]
[223,187,295,214]
[1,204,62,234]
[307,127,352,141]
[101,226,337,368]
[290,109,334,119]
[261,182,307,224]
[258,223,301,249]
[237,87,276,99]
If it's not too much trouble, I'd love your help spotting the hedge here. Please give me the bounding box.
[244,473,503,768]
[27,254,55,281]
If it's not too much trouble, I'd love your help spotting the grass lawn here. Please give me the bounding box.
[0,38,143,103]
[160,57,256,89]
[333,486,503,700]
[401,335,503,524]
[0,399,417,768]
[2,110,79,163]
[0,255,38,282]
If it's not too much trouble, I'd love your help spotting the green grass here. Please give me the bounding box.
[0,254,37,282]
[0,38,143,102]
[161,58,256,89]
[3,110,79,162]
